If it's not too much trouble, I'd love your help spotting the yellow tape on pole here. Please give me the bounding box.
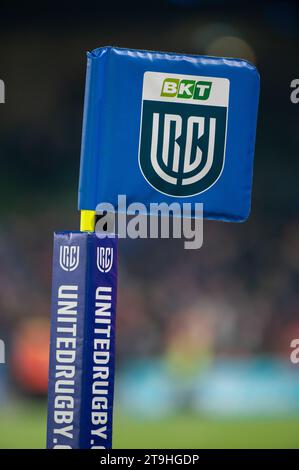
[80,210,96,232]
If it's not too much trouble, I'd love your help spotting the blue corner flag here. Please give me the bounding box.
[79,46,259,222]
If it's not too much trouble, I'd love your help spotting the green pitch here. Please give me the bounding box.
[0,402,298,448]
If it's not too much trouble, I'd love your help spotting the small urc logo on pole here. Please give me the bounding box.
[97,246,113,273]
[59,245,80,272]
[0,79,5,104]
[0,339,5,364]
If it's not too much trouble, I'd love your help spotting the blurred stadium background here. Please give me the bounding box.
[1,0,299,448]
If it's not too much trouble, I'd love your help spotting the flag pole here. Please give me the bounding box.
[47,209,118,449]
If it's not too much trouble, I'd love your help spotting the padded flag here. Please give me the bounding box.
[79,46,260,221]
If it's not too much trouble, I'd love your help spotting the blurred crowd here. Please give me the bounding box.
[1,211,299,395]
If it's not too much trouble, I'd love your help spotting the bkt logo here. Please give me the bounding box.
[97,246,114,273]
[139,72,229,197]
[161,78,212,100]
[59,245,80,272]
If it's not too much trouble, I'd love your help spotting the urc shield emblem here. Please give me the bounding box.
[139,72,229,197]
